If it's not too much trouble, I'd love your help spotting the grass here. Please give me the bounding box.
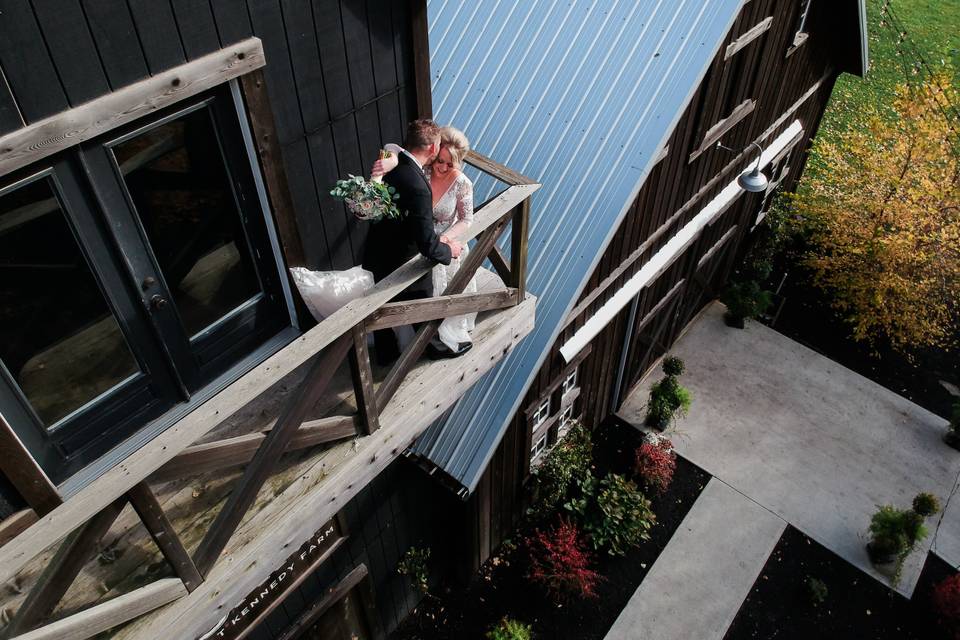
[818,0,960,139]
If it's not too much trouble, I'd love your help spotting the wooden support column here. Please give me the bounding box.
[509,200,530,300]
[5,497,127,637]
[127,483,202,592]
[0,414,60,516]
[239,68,306,266]
[488,246,512,284]
[348,322,379,434]
[410,0,432,119]
[193,335,353,576]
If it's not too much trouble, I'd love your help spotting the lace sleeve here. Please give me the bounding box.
[456,175,474,225]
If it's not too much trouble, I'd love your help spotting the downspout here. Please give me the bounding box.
[610,292,642,414]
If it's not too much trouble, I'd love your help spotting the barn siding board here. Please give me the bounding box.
[305,128,348,269]
[126,0,187,75]
[312,0,353,120]
[210,0,254,44]
[169,0,222,60]
[247,0,305,145]
[0,0,68,122]
[31,0,110,106]
[339,0,377,105]
[282,0,329,132]
[81,0,150,89]
[0,67,22,134]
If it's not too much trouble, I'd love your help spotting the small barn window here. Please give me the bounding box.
[531,397,551,429]
[530,432,549,466]
[557,405,575,441]
[561,369,578,397]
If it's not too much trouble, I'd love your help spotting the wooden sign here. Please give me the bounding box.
[197,515,346,640]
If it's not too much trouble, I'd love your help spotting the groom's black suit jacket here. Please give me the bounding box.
[362,152,451,293]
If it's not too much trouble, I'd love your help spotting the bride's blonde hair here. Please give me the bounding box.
[440,126,470,168]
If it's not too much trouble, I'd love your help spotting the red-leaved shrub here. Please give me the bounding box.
[933,574,960,638]
[526,519,601,601]
[634,438,676,495]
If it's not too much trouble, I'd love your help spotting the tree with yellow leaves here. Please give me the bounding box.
[794,74,960,352]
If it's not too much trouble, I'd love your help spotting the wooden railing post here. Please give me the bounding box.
[348,322,380,435]
[509,199,530,301]
[128,482,203,592]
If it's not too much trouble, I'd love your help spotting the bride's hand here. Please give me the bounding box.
[370,154,399,178]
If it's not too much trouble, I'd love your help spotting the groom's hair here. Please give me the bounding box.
[405,119,441,150]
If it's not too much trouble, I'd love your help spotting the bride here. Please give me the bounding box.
[375,126,476,357]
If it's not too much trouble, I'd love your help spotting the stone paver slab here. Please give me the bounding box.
[605,479,785,640]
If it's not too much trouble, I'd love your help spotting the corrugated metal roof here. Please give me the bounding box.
[411,0,744,494]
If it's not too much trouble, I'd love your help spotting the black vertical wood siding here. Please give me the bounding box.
[0,0,418,271]
[457,0,845,572]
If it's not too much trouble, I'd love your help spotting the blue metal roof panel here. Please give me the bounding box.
[412,0,744,491]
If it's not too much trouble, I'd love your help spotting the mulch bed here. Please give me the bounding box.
[723,525,958,640]
[390,418,711,640]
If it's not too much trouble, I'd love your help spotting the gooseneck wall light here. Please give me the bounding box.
[716,141,769,193]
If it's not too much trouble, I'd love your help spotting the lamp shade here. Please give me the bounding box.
[738,167,768,193]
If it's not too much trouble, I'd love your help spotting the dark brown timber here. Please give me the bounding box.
[509,200,530,300]
[127,482,203,592]
[0,414,61,516]
[348,322,380,434]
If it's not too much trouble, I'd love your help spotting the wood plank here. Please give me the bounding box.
[510,200,530,299]
[410,0,431,118]
[0,509,37,547]
[81,0,150,89]
[210,0,253,44]
[239,69,307,266]
[169,0,221,59]
[365,288,518,331]
[0,66,23,135]
[4,497,126,636]
[488,245,512,283]
[127,483,202,592]
[465,150,536,186]
[150,416,359,483]
[725,16,774,60]
[30,0,110,105]
[375,216,510,410]
[126,0,187,74]
[275,565,368,640]
[0,414,61,516]
[689,99,757,162]
[281,0,329,133]
[7,578,186,640]
[0,183,536,586]
[0,37,266,177]
[193,335,354,575]
[0,0,68,122]
[348,323,380,434]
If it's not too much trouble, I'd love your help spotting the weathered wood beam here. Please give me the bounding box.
[127,483,202,592]
[7,578,186,640]
[0,509,38,548]
[275,565,369,640]
[689,99,757,162]
[376,217,510,410]
[509,200,530,299]
[0,38,265,177]
[488,245,512,283]
[0,182,537,588]
[365,288,518,331]
[724,16,774,60]
[5,497,127,637]
[150,416,358,483]
[193,335,353,575]
[347,323,379,434]
[465,150,536,186]
[0,414,61,516]
[239,69,305,266]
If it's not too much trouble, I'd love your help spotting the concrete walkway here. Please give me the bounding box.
[605,479,785,640]
[618,302,959,598]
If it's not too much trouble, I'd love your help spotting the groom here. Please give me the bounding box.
[362,119,463,365]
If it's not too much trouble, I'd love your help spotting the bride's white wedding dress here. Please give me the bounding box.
[426,166,476,351]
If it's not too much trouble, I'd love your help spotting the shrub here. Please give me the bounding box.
[720,280,773,320]
[868,505,911,557]
[662,356,685,377]
[397,546,430,594]
[913,492,941,517]
[933,574,960,638]
[567,473,655,556]
[645,376,692,429]
[529,422,592,519]
[634,437,676,495]
[486,617,532,640]
[526,518,602,601]
[805,576,828,606]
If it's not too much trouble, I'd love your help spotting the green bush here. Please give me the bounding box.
[397,546,430,594]
[913,492,941,517]
[662,356,685,377]
[645,376,692,429]
[567,473,655,556]
[720,280,773,320]
[805,576,828,606]
[528,422,593,520]
[869,505,911,556]
[486,617,532,640]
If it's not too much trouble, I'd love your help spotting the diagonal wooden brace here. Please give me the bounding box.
[128,482,203,592]
[192,335,353,576]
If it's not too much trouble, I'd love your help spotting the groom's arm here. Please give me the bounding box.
[409,185,452,266]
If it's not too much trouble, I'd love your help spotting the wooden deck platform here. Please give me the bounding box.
[0,274,535,639]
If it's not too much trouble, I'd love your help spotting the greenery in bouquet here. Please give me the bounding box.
[330,174,401,221]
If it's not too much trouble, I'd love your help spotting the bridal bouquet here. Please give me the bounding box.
[330,150,401,221]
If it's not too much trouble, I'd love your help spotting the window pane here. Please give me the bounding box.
[0,177,139,426]
[112,108,262,338]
